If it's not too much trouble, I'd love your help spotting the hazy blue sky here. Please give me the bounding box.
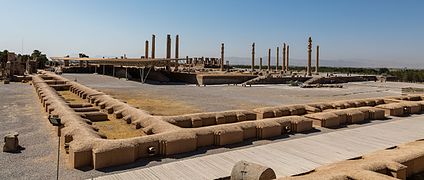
[0,0,423,67]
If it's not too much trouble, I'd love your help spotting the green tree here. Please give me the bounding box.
[31,50,48,69]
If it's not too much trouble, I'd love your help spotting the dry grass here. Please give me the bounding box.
[57,90,87,104]
[102,89,202,116]
[93,114,146,139]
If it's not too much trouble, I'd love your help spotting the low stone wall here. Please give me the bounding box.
[32,71,424,170]
[161,110,257,128]
[32,72,312,169]
[196,74,257,85]
[244,75,377,85]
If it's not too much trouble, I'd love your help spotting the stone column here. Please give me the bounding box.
[259,57,263,70]
[286,45,289,71]
[307,37,312,76]
[175,35,179,59]
[267,48,271,71]
[315,45,319,74]
[251,43,255,72]
[220,43,224,71]
[151,34,156,59]
[276,47,279,72]
[145,40,149,59]
[282,43,286,72]
[166,34,171,59]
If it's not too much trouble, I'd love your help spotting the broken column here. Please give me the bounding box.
[3,132,21,153]
[151,34,156,59]
[315,45,319,74]
[282,43,286,72]
[251,43,255,72]
[166,34,171,59]
[145,40,149,59]
[267,48,271,71]
[276,47,279,72]
[286,45,290,71]
[259,57,263,70]
[307,37,312,76]
[230,160,276,180]
[220,43,225,71]
[175,35,179,59]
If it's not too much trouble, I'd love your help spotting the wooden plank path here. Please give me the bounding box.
[95,116,424,180]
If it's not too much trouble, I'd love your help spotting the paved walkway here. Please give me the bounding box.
[95,116,424,180]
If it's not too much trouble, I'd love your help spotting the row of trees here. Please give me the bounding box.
[0,49,48,69]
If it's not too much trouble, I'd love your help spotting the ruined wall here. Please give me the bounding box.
[32,71,424,170]
[279,140,424,180]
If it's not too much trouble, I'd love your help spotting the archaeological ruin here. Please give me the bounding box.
[2,34,424,180]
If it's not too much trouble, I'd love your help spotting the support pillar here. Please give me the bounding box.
[267,48,271,71]
[251,43,255,72]
[282,43,286,72]
[286,45,289,71]
[112,66,115,77]
[307,37,312,76]
[166,34,171,59]
[142,68,144,83]
[94,65,97,74]
[175,35,179,59]
[145,40,149,59]
[315,45,319,74]
[220,43,224,71]
[276,47,279,72]
[151,34,156,59]
[102,65,105,75]
[125,67,128,80]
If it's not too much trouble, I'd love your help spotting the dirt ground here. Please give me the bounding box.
[102,89,202,116]
[63,73,424,115]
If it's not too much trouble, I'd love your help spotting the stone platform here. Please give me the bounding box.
[94,115,424,179]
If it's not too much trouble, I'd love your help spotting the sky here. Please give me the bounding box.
[0,0,423,68]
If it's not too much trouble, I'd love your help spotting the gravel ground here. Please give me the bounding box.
[0,82,81,179]
[1,75,423,179]
[63,73,424,113]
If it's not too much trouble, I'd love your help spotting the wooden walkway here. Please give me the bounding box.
[95,116,424,180]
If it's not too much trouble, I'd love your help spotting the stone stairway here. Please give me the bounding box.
[242,75,270,86]
[303,76,324,85]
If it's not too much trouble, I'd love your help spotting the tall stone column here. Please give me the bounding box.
[145,40,149,59]
[267,48,271,71]
[220,43,224,71]
[166,34,171,59]
[307,37,312,76]
[175,35,179,59]
[282,43,286,72]
[151,34,156,59]
[276,47,279,72]
[315,45,319,74]
[286,45,289,71]
[251,43,255,72]
[259,57,262,70]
